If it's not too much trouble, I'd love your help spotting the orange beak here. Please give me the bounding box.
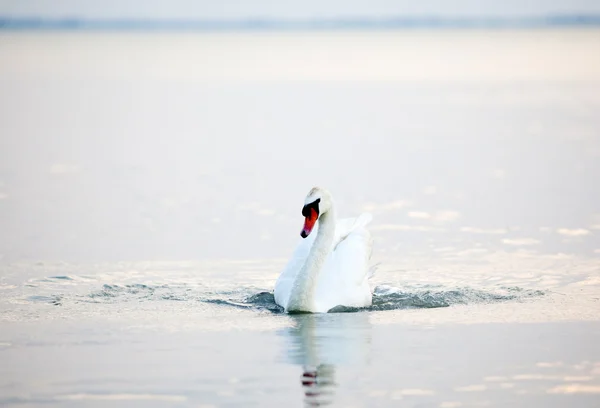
[301,208,318,238]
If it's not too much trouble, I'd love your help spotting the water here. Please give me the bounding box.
[1,29,600,407]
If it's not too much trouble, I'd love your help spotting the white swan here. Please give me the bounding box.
[274,187,374,313]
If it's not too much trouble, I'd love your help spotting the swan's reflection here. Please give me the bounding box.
[282,313,372,406]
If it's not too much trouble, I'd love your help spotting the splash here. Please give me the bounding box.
[213,285,545,314]
[27,277,544,314]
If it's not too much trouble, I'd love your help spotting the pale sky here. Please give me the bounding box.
[1,0,600,19]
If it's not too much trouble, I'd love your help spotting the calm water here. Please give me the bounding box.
[1,29,600,407]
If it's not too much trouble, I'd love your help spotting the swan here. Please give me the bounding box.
[274,187,374,313]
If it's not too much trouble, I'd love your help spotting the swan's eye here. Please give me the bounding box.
[302,198,320,217]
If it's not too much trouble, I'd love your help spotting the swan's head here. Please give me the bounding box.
[300,187,332,238]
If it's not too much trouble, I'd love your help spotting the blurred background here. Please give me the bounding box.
[2,1,600,21]
[0,1,599,263]
[2,3,600,408]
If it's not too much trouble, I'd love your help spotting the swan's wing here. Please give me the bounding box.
[314,214,374,311]
[333,213,372,250]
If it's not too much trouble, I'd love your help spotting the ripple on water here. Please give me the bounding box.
[208,285,545,314]
[26,276,545,314]
[26,295,62,306]
[87,284,158,301]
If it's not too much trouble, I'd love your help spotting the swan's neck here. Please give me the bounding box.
[286,208,336,313]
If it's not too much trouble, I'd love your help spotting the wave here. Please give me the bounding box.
[22,278,545,313]
[205,285,545,313]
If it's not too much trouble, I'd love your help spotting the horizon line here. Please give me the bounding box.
[1,14,600,31]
